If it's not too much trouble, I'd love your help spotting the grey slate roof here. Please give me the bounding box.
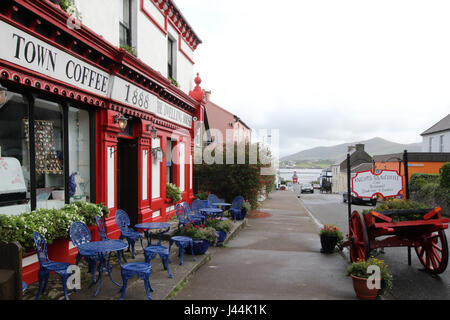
[421,114,450,136]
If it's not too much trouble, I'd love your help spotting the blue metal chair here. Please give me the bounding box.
[192,199,207,216]
[175,203,202,230]
[69,221,101,287]
[115,209,144,260]
[229,196,246,223]
[33,232,72,300]
[95,216,109,241]
[183,201,205,223]
[144,245,172,278]
[119,261,153,300]
[207,194,220,208]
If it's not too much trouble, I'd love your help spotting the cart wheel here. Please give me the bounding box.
[414,230,448,274]
[349,210,370,262]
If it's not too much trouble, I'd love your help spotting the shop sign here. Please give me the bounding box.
[0,20,111,97]
[352,170,403,198]
[110,76,193,128]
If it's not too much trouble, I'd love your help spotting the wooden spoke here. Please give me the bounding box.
[349,211,369,263]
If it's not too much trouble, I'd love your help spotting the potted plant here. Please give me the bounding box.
[205,217,233,244]
[178,223,217,255]
[319,224,343,253]
[346,257,392,300]
[166,183,182,204]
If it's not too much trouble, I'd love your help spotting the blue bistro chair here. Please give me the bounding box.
[33,232,72,300]
[207,194,220,208]
[182,201,205,223]
[144,244,172,279]
[69,221,102,287]
[175,203,202,230]
[119,260,153,300]
[192,199,207,217]
[229,196,246,223]
[115,209,144,260]
[95,216,109,241]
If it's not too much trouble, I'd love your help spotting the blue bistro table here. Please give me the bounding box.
[77,239,128,297]
[169,236,197,266]
[199,207,223,219]
[134,222,171,246]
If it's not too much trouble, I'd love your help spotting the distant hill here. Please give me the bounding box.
[281,137,422,163]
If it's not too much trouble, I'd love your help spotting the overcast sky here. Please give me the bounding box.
[176,0,450,157]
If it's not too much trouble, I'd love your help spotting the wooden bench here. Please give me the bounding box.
[0,241,23,300]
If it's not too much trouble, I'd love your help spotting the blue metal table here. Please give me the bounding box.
[77,239,128,297]
[199,207,223,218]
[169,236,197,266]
[135,222,171,246]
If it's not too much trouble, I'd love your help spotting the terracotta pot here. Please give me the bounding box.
[320,234,338,253]
[350,274,379,300]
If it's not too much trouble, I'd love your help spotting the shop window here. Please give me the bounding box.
[0,92,31,215]
[120,0,132,48]
[33,99,65,210]
[69,107,91,202]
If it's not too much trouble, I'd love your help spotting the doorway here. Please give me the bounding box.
[117,138,139,226]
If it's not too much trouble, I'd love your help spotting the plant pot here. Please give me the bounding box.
[320,234,338,253]
[216,230,227,243]
[47,238,75,264]
[350,274,379,300]
[186,239,210,255]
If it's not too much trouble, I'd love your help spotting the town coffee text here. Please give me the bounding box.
[12,34,109,94]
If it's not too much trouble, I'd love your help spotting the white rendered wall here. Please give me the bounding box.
[73,0,196,95]
[422,132,450,152]
[74,0,121,47]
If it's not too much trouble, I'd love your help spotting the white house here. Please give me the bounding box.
[421,114,450,153]
[73,0,201,94]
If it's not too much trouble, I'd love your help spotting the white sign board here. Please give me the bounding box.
[352,170,403,198]
[0,20,111,97]
[109,76,193,128]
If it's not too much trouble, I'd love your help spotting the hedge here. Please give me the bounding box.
[409,173,440,193]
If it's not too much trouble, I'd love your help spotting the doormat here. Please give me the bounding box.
[247,211,271,218]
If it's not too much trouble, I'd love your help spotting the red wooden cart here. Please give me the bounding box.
[348,207,449,274]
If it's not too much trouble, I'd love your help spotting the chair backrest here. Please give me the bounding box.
[33,232,49,265]
[182,202,192,215]
[69,221,92,247]
[115,209,131,232]
[95,216,108,241]
[192,199,207,214]
[175,203,187,220]
[207,194,220,208]
[232,196,245,209]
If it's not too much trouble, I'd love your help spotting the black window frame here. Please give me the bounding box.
[0,83,97,211]
[120,0,132,48]
[168,36,175,79]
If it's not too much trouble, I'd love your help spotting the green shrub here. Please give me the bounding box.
[409,173,439,193]
[204,217,233,233]
[362,199,430,222]
[194,191,210,200]
[194,142,275,210]
[0,202,109,253]
[440,163,450,188]
[177,223,217,243]
[166,183,182,202]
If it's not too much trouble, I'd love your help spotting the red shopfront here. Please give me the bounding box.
[0,1,204,284]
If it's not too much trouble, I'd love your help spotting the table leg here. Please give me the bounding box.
[94,255,104,297]
[178,244,185,266]
[106,251,122,287]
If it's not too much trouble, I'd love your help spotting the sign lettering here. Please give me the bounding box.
[352,170,403,198]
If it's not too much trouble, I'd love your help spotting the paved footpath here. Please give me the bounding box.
[173,190,355,300]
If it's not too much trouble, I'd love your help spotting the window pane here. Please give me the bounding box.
[122,0,130,27]
[69,107,90,202]
[33,99,64,210]
[0,92,31,215]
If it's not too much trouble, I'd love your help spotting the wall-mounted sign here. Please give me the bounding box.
[352,170,403,198]
[0,20,111,97]
[109,76,193,128]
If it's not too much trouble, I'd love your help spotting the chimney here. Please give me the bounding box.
[347,145,356,153]
[355,144,365,152]
[204,90,211,102]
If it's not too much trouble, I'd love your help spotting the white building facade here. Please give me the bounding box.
[421,114,450,153]
[73,0,200,94]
